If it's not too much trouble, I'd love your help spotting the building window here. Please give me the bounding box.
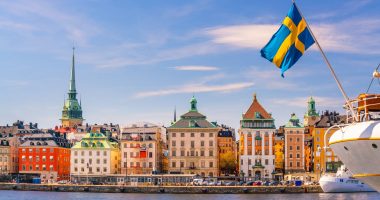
[97,151,100,156]
[200,150,204,156]
[297,162,300,167]
[290,146,293,150]
[81,159,84,164]
[172,162,176,168]
[265,159,269,165]
[36,165,40,171]
[290,162,293,167]
[42,156,46,162]
[289,154,293,158]
[74,159,78,164]
[209,133,213,137]
[29,149,33,152]
[103,159,107,164]
[209,162,213,168]
[103,151,107,156]
[89,151,92,156]
[81,151,84,156]
[36,156,40,162]
[191,141,195,148]
[248,159,251,165]
[149,152,153,158]
[209,141,213,147]
[297,138,300,142]
[191,133,194,137]
[103,167,107,172]
[29,156,33,162]
[209,150,213,157]
[74,151,78,156]
[42,165,46,170]
[180,161,184,168]
[172,141,176,147]
[297,154,300,158]
[97,159,100,164]
[181,141,184,147]
[124,152,128,158]
[172,133,176,137]
[172,151,176,157]
[29,165,33,170]
[50,148,54,153]
[201,133,204,137]
[296,146,300,150]
[50,156,53,162]
[181,150,185,156]
[201,141,204,147]
[181,133,185,137]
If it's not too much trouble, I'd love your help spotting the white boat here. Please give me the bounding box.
[319,166,375,193]
[329,93,380,192]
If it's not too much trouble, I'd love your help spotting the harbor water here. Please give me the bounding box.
[0,190,378,200]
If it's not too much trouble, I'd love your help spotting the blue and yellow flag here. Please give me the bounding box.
[261,3,315,77]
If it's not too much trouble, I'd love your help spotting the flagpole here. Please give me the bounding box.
[292,0,358,122]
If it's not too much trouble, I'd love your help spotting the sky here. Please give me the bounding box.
[0,0,380,130]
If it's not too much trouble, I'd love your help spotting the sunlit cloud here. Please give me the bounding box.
[174,65,219,71]
[135,82,254,98]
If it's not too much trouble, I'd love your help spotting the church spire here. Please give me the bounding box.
[190,95,197,111]
[68,47,77,99]
[174,106,177,122]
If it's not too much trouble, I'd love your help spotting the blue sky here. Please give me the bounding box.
[0,0,380,129]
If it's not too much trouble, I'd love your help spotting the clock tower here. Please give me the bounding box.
[304,96,319,126]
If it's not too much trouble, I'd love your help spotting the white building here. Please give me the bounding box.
[70,132,120,177]
[239,94,275,180]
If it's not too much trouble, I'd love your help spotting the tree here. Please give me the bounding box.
[219,151,236,175]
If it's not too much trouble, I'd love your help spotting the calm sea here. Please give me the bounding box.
[0,191,379,200]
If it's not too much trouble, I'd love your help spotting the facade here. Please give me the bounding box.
[284,113,305,173]
[18,133,71,183]
[61,49,84,128]
[0,121,43,174]
[274,136,284,177]
[167,96,220,177]
[120,122,166,175]
[239,94,275,180]
[313,111,345,173]
[217,125,236,175]
[71,133,120,178]
[0,140,11,174]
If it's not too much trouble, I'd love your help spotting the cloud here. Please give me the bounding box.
[204,18,380,54]
[174,65,219,71]
[135,82,254,98]
[270,96,343,108]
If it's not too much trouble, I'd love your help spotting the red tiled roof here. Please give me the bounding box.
[243,94,272,119]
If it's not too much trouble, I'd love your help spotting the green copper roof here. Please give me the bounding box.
[72,132,118,149]
[305,96,319,117]
[285,113,304,128]
[170,96,216,128]
[190,95,197,111]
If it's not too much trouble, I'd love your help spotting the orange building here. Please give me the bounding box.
[274,136,284,175]
[284,113,305,173]
[19,133,71,183]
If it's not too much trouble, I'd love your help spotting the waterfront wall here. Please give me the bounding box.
[0,183,323,194]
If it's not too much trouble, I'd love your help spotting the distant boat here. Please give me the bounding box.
[319,166,375,193]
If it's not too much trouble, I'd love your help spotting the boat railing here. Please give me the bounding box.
[344,93,380,123]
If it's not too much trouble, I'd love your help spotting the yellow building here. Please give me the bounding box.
[274,136,284,174]
[312,111,345,173]
[217,126,236,175]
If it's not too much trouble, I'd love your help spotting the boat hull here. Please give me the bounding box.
[329,121,380,192]
[319,176,375,193]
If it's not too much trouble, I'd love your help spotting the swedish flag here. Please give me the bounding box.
[261,3,315,77]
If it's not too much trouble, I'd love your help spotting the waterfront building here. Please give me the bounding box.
[167,96,221,177]
[61,49,84,128]
[239,94,275,180]
[120,122,166,175]
[70,132,120,178]
[217,125,236,175]
[273,136,284,179]
[312,111,345,173]
[0,139,11,174]
[18,133,71,183]
[284,113,305,173]
[0,121,42,173]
